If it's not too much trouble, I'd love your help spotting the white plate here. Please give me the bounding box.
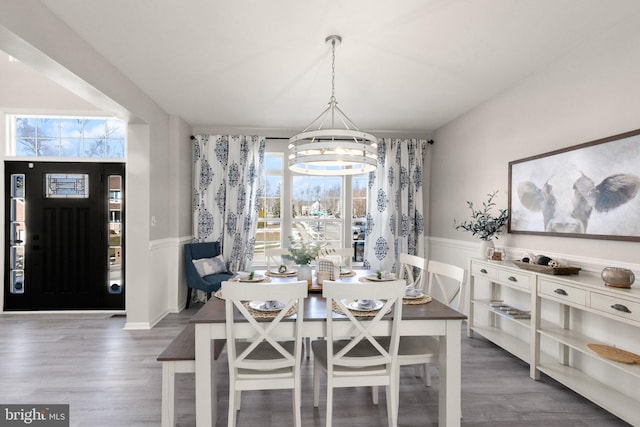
[249,300,284,312]
[365,273,396,282]
[340,266,352,274]
[403,291,425,300]
[344,300,384,312]
[269,268,297,275]
[238,273,265,282]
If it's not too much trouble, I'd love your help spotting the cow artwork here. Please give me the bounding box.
[516,165,640,233]
[509,131,640,240]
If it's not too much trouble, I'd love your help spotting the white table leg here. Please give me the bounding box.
[195,324,216,427]
[439,319,462,427]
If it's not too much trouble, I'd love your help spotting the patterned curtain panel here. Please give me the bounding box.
[363,138,428,273]
[192,135,265,272]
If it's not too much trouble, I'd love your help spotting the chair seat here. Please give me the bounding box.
[312,339,389,374]
[200,272,234,292]
[235,341,296,378]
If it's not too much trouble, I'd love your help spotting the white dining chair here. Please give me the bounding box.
[222,280,308,427]
[398,260,465,386]
[264,247,292,272]
[324,247,353,272]
[398,252,429,291]
[312,279,405,427]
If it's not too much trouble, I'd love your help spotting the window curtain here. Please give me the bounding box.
[192,135,265,272]
[363,138,428,273]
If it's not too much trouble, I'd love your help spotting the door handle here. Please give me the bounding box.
[554,289,568,296]
[508,276,517,282]
[480,269,488,274]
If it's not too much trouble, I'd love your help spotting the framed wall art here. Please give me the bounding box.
[508,129,640,241]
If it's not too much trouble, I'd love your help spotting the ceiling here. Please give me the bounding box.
[11,0,640,135]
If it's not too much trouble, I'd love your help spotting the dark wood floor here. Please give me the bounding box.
[0,304,631,427]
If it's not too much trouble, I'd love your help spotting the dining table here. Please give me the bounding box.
[190,269,467,426]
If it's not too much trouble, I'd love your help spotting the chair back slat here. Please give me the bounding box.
[426,260,466,310]
[322,247,353,270]
[398,253,428,290]
[264,248,293,272]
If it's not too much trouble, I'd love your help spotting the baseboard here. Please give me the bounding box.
[123,309,167,330]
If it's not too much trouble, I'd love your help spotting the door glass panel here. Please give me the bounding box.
[11,270,25,294]
[11,174,25,197]
[10,246,25,269]
[45,173,89,198]
[9,174,26,294]
[108,175,123,294]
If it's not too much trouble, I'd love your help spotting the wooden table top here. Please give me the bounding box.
[190,289,467,324]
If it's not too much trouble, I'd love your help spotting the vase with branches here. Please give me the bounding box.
[454,190,509,241]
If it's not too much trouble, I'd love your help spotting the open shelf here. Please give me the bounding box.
[538,326,640,379]
[472,299,531,326]
[470,324,530,363]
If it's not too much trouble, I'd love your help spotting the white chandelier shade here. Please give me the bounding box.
[288,35,378,176]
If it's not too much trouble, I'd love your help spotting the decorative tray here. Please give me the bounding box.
[587,343,640,364]
[511,260,581,275]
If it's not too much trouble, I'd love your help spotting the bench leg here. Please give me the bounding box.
[161,362,177,427]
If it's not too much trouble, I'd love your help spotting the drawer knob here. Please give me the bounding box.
[480,269,488,274]
[554,289,568,296]
[611,304,631,313]
[507,276,517,282]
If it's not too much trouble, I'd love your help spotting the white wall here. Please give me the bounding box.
[429,11,640,270]
[167,116,195,311]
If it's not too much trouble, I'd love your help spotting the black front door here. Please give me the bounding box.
[4,161,125,310]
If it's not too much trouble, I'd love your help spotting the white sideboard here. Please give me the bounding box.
[468,258,640,426]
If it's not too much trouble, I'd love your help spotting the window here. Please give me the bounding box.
[7,115,125,159]
[255,153,283,257]
[351,174,368,262]
[253,141,368,265]
[291,175,343,247]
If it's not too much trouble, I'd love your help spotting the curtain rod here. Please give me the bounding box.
[190,135,434,144]
[190,135,289,140]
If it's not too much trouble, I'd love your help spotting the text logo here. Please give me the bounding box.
[0,405,69,427]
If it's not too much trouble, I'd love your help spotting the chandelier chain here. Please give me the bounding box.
[330,38,336,103]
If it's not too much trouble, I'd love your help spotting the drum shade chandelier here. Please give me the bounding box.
[288,35,378,176]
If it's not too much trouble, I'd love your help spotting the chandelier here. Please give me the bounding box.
[288,35,377,176]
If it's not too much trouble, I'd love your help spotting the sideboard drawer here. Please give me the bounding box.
[497,270,532,290]
[538,279,587,307]
[472,263,497,280]
[590,292,640,324]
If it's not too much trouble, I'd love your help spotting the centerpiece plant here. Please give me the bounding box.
[282,236,323,265]
[282,236,334,284]
[454,190,509,257]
